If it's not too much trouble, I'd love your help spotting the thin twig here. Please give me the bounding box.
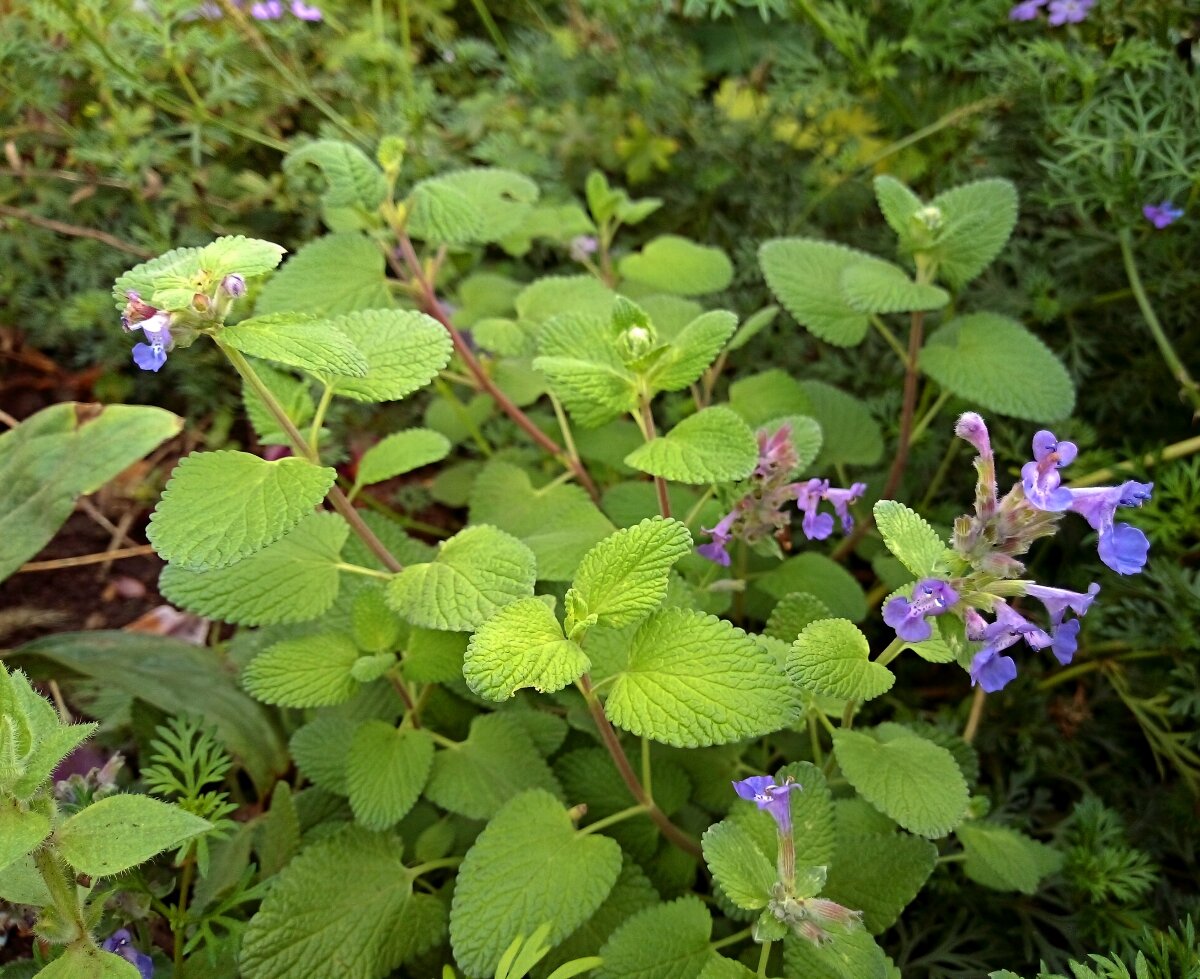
[0,204,155,258]
[18,544,156,572]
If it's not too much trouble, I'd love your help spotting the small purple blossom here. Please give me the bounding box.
[733,775,802,834]
[697,511,737,567]
[1143,201,1184,229]
[250,0,283,17]
[955,412,992,458]
[964,603,1054,692]
[792,479,865,541]
[1098,522,1150,575]
[129,311,173,373]
[1024,581,1099,626]
[883,579,959,643]
[290,0,322,19]
[569,235,599,263]
[221,273,246,297]
[1021,429,1077,512]
[1066,480,1152,574]
[102,930,153,979]
[1049,617,1080,665]
[1047,0,1093,25]
[969,645,1019,692]
[1009,0,1045,20]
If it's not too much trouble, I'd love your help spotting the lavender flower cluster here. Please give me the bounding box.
[697,423,866,566]
[882,413,1152,693]
[120,273,245,372]
[1009,0,1093,25]
[183,0,322,21]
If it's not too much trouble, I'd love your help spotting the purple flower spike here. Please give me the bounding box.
[883,579,959,643]
[1009,0,1045,20]
[755,424,796,477]
[1098,523,1150,575]
[102,930,153,979]
[1047,0,1093,25]
[1024,581,1099,626]
[251,0,283,18]
[732,775,802,834]
[1021,429,1077,511]
[969,646,1019,692]
[697,511,737,567]
[955,412,992,458]
[1143,202,1184,229]
[291,0,322,19]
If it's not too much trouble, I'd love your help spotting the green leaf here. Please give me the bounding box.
[929,179,1018,289]
[873,501,947,579]
[788,619,895,702]
[113,245,203,310]
[873,175,924,241]
[425,714,562,821]
[919,313,1074,422]
[759,239,871,346]
[464,598,589,701]
[198,235,287,279]
[832,725,968,838]
[701,818,775,911]
[0,803,49,874]
[726,305,779,352]
[534,313,637,429]
[648,310,738,392]
[515,275,616,325]
[469,462,615,581]
[241,827,441,979]
[823,830,936,933]
[284,140,388,212]
[624,407,758,485]
[618,235,734,296]
[757,554,867,622]
[798,381,884,467]
[221,313,368,377]
[766,593,833,642]
[351,588,402,654]
[36,944,142,979]
[839,260,949,314]
[596,897,712,979]
[0,403,182,581]
[242,633,361,708]
[782,929,889,979]
[386,525,536,631]
[56,794,210,877]
[159,512,348,626]
[728,370,813,428]
[346,724,434,830]
[408,168,539,245]
[289,716,357,796]
[450,790,622,978]
[147,451,335,571]
[256,233,393,317]
[323,309,453,403]
[605,608,796,747]
[567,517,692,630]
[355,429,451,489]
[957,822,1062,894]
[698,958,757,979]
[403,628,468,684]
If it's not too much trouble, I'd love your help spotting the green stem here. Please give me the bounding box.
[871,314,910,366]
[426,730,459,750]
[309,384,334,455]
[758,938,773,976]
[807,713,824,767]
[467,0,509,54]
[409,857,461,877]
[1035,649,1164,690]
[1117,228,1200,413]
[33,847,87,944]
[578,804,651,836]
[874,637,905,668]
[936,852,967,865]
[962,685,986,744]
[217,341,404,573]
[334,563,393,580]
[1069,434,1200,488]
[682,486,716,529]
[550,394,585,481]
[909,388,951,445]
[641,737,653,800]
[173,855,196,970]
[433,377,493,456]
[638,395,672,518]
[711,925,755,950]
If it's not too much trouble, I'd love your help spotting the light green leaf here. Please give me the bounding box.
[759,238,871,346]
[823,830,936,933]
[726,304,779,352]
[351,587,401,653]
[284,140,388,212]
[648,310,738,392]
[618,235,733,296]
[221,313,368,377]
[241,827,441,979]
[464,598,589,701]
[56,794,210,877]
[0,403,182,581]
[873,175,924,241]
[403,628,468,683]
[605,608,796,747]
[788,619,894,701]
[929,179,1018,289]
[596,897,712,979]
[113,245,202,309]
[425,714,562,821]
[873,501,947,578]
[757,554,867,623]
[919,313,1074,422]
[146,451,334,571]
[0,803,49,874]
[289,716,357,796]
[957,822,1062,894]
[386,525,536,631]
[408,168,539,245]
[256,233,393,317]
[534,312,636,429]
[516,275,616,325]
[323,309,453,403]
[159,512,348,626]
[198,235,287,279]
[782,928,889,979]
[698,958,757,979]
[346,723,434,830]
[242,633,361,708]
[701,818,775,911]
[839,260,949,314]
[832,726,968,839]
[567,517,692,630]
[798,381,883,467]
[36,944,143,979]
[766,593,833,642]
[469,462,615,581]
[355,429,451,489]
[450,791,622,978]
[728,369,813,428]
[625,407,757,485]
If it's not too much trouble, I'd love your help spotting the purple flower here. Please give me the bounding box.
[697,511,737,566]
[221,273,246,297]
[129,311,173,373]
[755,424,796,477]
[1047,0,1093,25]
[1098,523,1150,575]
[250,0,283,17]
[1049,617,1080,665]
[955,412,992,458]
[733,775,802,834]
[883,579,959,643]
[1143,201,1184,229]
[1024,581,1099,626]
[1068,481,1152,532]
[964,602,1054,692]
[825,482,867,533]
[569,235,599,262]
[290,0,322,19]
[1009,0,1046,19]
[792,479,865,540]
[102,930,153,979]
[969,645,1019,692]
[1021,429,1077,512]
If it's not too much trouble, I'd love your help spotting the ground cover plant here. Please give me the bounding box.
[1,1,1198,978]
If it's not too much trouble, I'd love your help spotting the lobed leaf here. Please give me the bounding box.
[464,598,589,701]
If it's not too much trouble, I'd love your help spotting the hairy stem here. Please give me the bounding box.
[33,848,87,944]
[637,395,672,518]
[962,685,986,744]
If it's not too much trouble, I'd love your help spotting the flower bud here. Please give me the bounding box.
[221,273,246,298]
